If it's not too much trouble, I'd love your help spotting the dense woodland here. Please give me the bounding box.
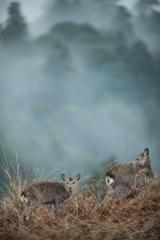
[0,0,160,185]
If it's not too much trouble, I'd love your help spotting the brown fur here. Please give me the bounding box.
[105,148,153,201]
[22,182,69,205]
[21,173,81,220]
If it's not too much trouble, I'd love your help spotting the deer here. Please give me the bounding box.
[21,173,81,220]
[105,148,153,201]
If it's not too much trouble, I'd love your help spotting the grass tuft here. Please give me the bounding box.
[0,148,160,239]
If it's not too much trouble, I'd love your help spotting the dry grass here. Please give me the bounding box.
[0,154,160,240]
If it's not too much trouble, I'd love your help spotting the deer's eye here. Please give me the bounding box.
[73,182,75,184]
[67,182,69,184]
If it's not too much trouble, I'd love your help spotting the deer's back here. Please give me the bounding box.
[23,182,70,204]
[107,163,153,190]
[107,164,136,188]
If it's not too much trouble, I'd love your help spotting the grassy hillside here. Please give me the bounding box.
[0,157,160,240]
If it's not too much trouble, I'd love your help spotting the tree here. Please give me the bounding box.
[112,6,135,42]
[54,0,80,7]
[45,39,73,79]
[135,0,159,15]
[124,41,158,100]
[0,2,28,43]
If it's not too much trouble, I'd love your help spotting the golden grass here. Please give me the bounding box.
[0,150,160,240]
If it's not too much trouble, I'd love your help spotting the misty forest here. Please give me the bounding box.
[0,0,160,184]
[0,1,160,240]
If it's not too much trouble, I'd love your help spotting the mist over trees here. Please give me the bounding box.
[0,0,160,185]
[0,2,28,44]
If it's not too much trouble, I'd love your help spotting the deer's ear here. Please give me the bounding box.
[76,173,81,181]
[143,148,149,156]
[61,174,66,181]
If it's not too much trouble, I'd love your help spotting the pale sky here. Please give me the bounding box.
[0,0,135,25]
[119,0,137,10]
[0,0,46,23]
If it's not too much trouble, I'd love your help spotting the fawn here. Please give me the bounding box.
[21,173,81,220]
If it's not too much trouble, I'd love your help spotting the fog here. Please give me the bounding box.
[0,0,160,185]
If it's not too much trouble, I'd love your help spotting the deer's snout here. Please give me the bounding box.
[69,187,72,192]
